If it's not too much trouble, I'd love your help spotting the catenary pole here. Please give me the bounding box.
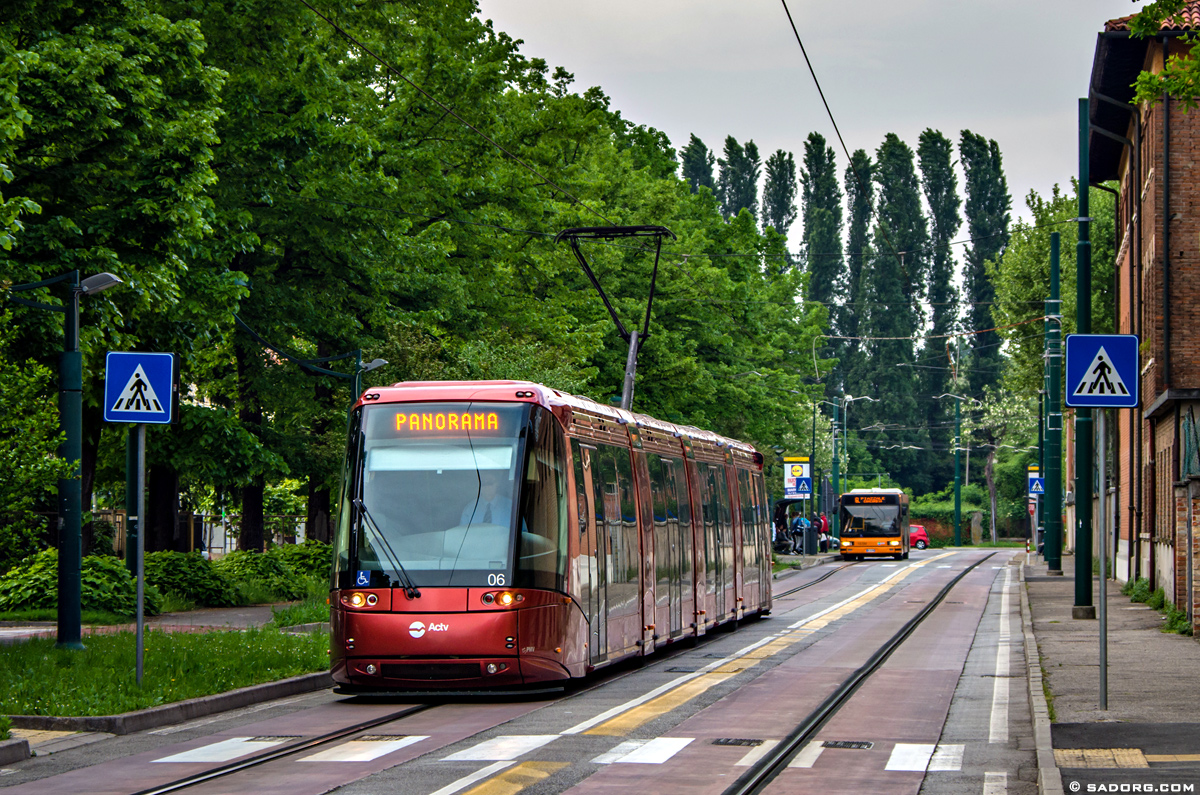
[1074,97,1095,618]
[1046,233,1064,575]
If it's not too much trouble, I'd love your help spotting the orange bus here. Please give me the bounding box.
[837,488,910,561]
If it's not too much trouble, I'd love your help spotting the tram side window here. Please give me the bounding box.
[737,469,757,571]
[646,454,671,590]
[515,407,568,591]
[673,459,692,531]
[715,466,734,562]
[614,446,639,587]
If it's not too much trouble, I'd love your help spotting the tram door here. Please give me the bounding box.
[572,441,606,665]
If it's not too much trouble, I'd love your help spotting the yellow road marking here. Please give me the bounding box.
[1145,754,1200,763]
[584,553,958,735]
[1054,748,1149,768]
[460,762,568,795]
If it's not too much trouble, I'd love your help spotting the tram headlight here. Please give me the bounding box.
[889,540,901,546]
[840,540,850,547]
[346,592,367,608]
[497,591,514,606]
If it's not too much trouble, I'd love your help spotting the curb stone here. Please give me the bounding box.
[0,737,30,765]
[1020,557,1063,795]
[8,670,332,736]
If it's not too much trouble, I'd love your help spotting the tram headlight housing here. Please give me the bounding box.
[347,592,366,608]
[497,591,514,606]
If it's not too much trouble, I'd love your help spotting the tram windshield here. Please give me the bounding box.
[839,505,901,535]
[338,401,569,591]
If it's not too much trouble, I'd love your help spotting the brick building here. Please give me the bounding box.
[1088,6,1200,628]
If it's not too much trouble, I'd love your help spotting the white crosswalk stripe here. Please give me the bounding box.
[300,735,427,762]
[442,735,557,761]
[153,736,291,763]
[885,743,936,771]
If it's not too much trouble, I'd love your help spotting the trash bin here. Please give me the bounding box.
[1036,526,1044,555]
[804,526,819,555]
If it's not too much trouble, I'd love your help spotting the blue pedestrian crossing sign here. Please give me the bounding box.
[1028,477,1045,497]
[793,478,813,498]
[104,352,177,424]
[1065,334,1139,409]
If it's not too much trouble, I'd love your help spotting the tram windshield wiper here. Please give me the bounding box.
[353,498,421,599]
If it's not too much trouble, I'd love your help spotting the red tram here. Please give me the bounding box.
[330,380,772,692]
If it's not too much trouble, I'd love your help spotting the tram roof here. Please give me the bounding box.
[362,379,758,458]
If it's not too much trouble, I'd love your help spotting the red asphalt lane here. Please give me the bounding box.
[561,553,999,795]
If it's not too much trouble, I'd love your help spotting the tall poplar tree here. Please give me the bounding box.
[959,130,1011,398]
[716,136,760,221]
[761,149,798,239]
[839,149,873,396]
[855,134,931,492]
[680,134,715,194]
[917,129,962,487]
[800,133,843,308]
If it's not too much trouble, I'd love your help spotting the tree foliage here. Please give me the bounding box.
[761,149,798,239]
[959,130,1011,399]
[716,136,761,221]
[1131,0,1200,109]
[680,133,715,194]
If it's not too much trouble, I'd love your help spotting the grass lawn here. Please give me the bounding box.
[1,627,329,716]
[0,609,138,625]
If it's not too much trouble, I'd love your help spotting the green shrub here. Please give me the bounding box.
[270,576,331,628]
[1164,604,1193,635]
[0,514,50,577]
[0,714,9,741]
[266,540,332,579]
[1147,586,1167,611]
[1128,577,1151,603]
[0,549,161,616]
[213,550,305,601]
[89,520,118,557]
[145,551,239,608]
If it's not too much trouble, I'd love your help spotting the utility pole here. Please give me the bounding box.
[954,397,962,546]
[1074,97,1095,617]
[831,402,840,539]
[1045,232,1064,575]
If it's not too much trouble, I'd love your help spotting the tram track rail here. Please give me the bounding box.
[723,551,999,795]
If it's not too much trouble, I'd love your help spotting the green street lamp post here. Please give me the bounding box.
[8,270,123,648]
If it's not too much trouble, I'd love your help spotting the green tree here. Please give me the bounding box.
[800,133,843,307]
[680,133,715,194]
[853,134,930,492]
[968,386,1037,543]
[916,129,962,487]
[717,136,761,221]
[989,183,1115,395]
[959,130,1011,399]
[0,0,231,552]
[839,149,874,397]
[761,149,798,239]
[1131,1,1200,108]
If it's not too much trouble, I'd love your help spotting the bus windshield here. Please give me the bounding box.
[839,504,902,536]
[354,402,529,587]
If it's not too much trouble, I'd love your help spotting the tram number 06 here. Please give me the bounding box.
[488,573,506,586]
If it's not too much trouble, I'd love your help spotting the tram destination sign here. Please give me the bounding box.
[1064,334,1139,409]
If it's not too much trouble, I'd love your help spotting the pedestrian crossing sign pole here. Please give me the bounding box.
[103,351,177,685]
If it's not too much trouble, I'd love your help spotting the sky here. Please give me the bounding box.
[474,0,1141,228]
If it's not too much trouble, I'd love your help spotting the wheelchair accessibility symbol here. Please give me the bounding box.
[356,570,370,586]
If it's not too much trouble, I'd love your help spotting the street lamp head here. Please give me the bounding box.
[360,358,387,373]
[79,272,122,295]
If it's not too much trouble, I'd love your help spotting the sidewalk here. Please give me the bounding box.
[1024,553,1200,793]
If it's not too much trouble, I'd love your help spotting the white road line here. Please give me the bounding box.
[787,741,825,768]
[592,740,647,764]
[787,566,914,630]
[442,735,558,761]
[300,735,427,762]
[152,737,290,763]
[885,743,936,771]
[735,739,779,767]
[561,635,780,735]
[990,567,1013,744]
[927,743,965,771]
[428,761,514,795]
[613,737,693,763]
[984,771,1008,795]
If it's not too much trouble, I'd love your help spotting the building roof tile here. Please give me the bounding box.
[1106,2,1200,32]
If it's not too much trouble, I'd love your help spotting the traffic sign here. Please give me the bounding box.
[1028,477,1045,497]
[783,456,811,499]
[1065,334,1139,408]
[1028,501,1036,516]
[104,352,177,424]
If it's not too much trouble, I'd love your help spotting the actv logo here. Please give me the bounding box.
[409,621,449,638]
